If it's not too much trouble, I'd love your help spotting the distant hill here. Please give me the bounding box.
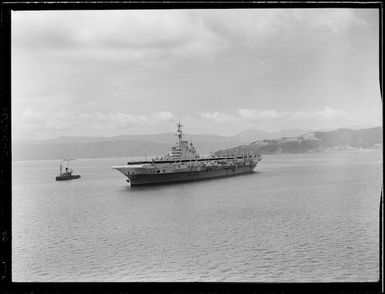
[12,139,172,161]
[12,127,381,160]
[233,128,313,142]
[214,127,382,156]
[12,128,315,160]
[313,127,382,148]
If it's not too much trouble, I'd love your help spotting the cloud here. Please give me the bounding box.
[12,10,225,63]
[290,9,361,33]
[12,107,381,140]
[12,110,179,139]
[198,111,237,123]
[151,111,176,122]
[289,107,351,121]
[12,9,366,65]
[198,9,363,50]
[11,9,379,140]
[19,109,42,121]
[197,107,379,131]
[317,107,350,119]
[12,109,43,129]
[237,109,289,120]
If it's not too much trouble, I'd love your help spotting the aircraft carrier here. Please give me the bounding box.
[113,123,262,186]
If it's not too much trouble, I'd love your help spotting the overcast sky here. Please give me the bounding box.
[12,9,381,140]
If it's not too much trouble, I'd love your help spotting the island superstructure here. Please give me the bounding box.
[112,123,262,186]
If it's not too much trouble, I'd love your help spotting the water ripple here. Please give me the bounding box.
[12,152,381,282]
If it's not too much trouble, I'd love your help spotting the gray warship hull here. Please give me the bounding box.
[127,166,255,186]
[126,164,256,186]
[113,123,262,186]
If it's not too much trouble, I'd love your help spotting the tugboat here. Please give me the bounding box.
[55,159,81,181]
[113,123,262,186]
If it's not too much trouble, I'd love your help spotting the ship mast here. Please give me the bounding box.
[63,158,74,172]
[176,122,183,145]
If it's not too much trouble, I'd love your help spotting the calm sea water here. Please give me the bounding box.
[12,151,382,282]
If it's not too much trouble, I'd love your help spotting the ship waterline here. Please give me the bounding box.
[113,123,262,186]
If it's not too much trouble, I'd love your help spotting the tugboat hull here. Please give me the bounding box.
[55,175,81,181]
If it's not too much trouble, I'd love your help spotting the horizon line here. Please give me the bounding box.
[12,125,382,142]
